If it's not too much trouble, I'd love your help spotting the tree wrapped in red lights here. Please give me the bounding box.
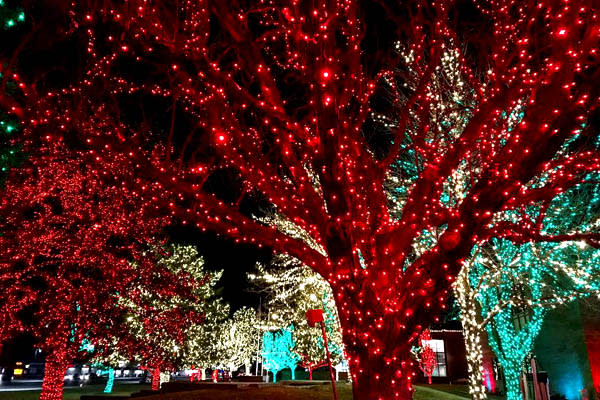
[4,0,600,398]
[93,248,209,391]
[0,143,193,400]
[412,330,436,385]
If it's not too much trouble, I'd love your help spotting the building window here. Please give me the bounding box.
[422,339,447,377]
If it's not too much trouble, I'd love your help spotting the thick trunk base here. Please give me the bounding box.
[40,350,69,400]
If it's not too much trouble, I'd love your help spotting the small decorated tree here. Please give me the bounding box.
[261,326,299,382]
[415,330,436,385]
[219,307,259,376]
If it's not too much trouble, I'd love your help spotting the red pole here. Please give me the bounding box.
[320,321,338,400]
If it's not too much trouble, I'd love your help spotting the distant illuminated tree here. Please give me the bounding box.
[0,145,178,400]
[262,326,299,382]
[250,255,344,379]
[178,255,229,380]
[412,330,436,385]
[218,307,259,375]
[94,245,213,391]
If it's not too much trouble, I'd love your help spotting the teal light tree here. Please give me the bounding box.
[456,175,600,400]
[262,326,299,382]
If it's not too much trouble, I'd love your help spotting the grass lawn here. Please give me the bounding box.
[416,384,505,400]
[0,382,505,400]
[0,382,151,400]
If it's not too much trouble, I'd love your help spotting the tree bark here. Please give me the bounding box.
[309,367,313,380]
[350,361,413,400]
[290,366,295,380]
[40,348,69,400]
[333,276,418,400]
[455,259,488,400]
[459,303,488,400]
[504,364,524,400]
[463,325,487,400]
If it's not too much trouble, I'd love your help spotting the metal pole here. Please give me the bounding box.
[320,321,338,400]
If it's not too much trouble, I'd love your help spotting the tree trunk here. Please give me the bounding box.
[309,367,313,380]
[504,364,524,400]
[104,368,115,393]
[461,315,488,400]
[272,369,278,383]
[332,278,417,400]
[201,367,206,381]
[151,367,161,391]
[290,366,295,380]
[455,263,488,400]
[349,355,414,400]
[40,348,69,400]
[245,363,250,376]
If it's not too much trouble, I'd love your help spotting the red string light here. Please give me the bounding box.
[0,1,597,398]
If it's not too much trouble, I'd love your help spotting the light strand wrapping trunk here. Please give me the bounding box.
[40,348,69,400]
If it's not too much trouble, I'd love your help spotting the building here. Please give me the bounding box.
[418,321,469,384]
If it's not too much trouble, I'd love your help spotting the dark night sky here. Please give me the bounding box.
[168,227,272,312]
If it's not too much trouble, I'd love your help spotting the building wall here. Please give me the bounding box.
[534,301,594,400]
[428,330,468,383]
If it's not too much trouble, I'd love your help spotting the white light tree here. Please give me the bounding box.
[178,251,229,381]
[249,254,345,379]
[218,307,260,375]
